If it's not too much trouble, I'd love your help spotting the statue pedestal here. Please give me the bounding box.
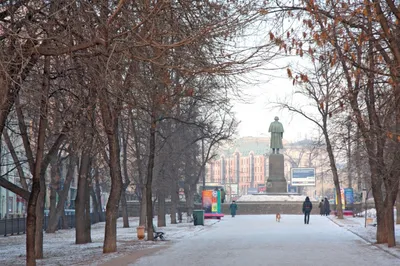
[266,154,287,193]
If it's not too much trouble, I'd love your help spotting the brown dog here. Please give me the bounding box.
[276,213,281,222]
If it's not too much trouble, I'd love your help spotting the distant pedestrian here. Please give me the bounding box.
[230,201,238,217]
[302,196,313,224]
[324,197,331,216]
[318,199,324,216]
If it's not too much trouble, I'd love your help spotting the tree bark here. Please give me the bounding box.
[99,92,123,253]
[146,118,156,240]
[75,151,91,244]
[170,181,178,224]
[35,174,46,259]
[139,185,147,227]
[184,183,195,222]
[121,122,130,228]
[26,56,50,266]
[157,190,166,227]
[95,170,104,221]
[85,170,92,243]
[323,122,343,219]
[47,155,76,233]
[121,186,129,228]
[47,162,58,232]
[90,186,100,224]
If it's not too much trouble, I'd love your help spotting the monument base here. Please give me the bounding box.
[266,180,287,193]
[267,153,287,193]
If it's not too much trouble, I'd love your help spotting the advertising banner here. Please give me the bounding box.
[344,188,354,205]
[291,168,316,186]
[202,190,221,214]
[335,188,346,209]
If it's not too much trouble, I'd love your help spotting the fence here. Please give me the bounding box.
[0,212,105,237]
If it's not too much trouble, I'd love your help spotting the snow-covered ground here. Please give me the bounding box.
[329,210,400,259]
[130,215,400,266]
[0,216,219,266]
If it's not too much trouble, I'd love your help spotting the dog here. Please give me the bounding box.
[276,213,281,222]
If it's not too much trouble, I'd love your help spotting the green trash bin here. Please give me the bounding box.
[193,210,204,226]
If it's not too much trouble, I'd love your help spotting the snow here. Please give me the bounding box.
[0,215,219,266]
[237,194,310,202]
[2,211,400,265]
[130,215,400,266]
[330,209,400,259]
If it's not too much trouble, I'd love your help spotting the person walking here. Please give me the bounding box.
[324,197,331,216]
[302,196,313,224]
[230,200,238,218]
[318,199,324,216]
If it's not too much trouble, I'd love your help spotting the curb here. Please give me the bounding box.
[328,217,400,259]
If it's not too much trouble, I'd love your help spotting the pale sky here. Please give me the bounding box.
[230,18,319,142]
[233,69,318,142]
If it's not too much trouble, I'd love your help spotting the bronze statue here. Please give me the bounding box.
[268,116,284,154]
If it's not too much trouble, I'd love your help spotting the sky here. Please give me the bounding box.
[232,68,318,143]
[229,16,320,143]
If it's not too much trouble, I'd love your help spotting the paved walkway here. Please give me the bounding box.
[129,215,400,266]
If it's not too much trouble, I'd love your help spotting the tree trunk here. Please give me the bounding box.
[35,178,45,259]
[375,201,386,244]
[85,173,92,243]
[90,187,100,224]
[157,190,166,227]
[170,182,178,224]
[384,199,396,247]
[75,152,90,244]
[47,162,58,232]
[184,183,195,222]
[139,186,147,227]
[121,122,130,228]
[146,119,156,240]
[26,56,49,266]
[95,171,104,221]
[99,94,123,254]
[47,155,76,233]
[61,210,69,229]
[121,187,129,228]
[26,179,40,266]
[323,128,343,219]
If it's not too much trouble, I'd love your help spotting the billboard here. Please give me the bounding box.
[202,190,221,214]
[290,168,316,186]
[335,188,354,209]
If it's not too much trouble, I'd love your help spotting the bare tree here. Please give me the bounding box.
[275,59,345,218]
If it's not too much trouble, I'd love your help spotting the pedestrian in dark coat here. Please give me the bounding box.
[230,201,238,217]
[302,196,313,224]
[318,200,324,216]
[324,197,331,216]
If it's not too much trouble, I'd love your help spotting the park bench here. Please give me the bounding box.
[152,224,165,241]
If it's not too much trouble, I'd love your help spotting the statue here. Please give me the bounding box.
[268,116,284,154]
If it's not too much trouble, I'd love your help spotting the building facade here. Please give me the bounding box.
[204,137,335,200]
[204,137,270,198]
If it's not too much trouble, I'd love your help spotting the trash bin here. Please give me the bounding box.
[193,210,204,226]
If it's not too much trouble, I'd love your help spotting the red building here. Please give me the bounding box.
[205,137,269,197]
